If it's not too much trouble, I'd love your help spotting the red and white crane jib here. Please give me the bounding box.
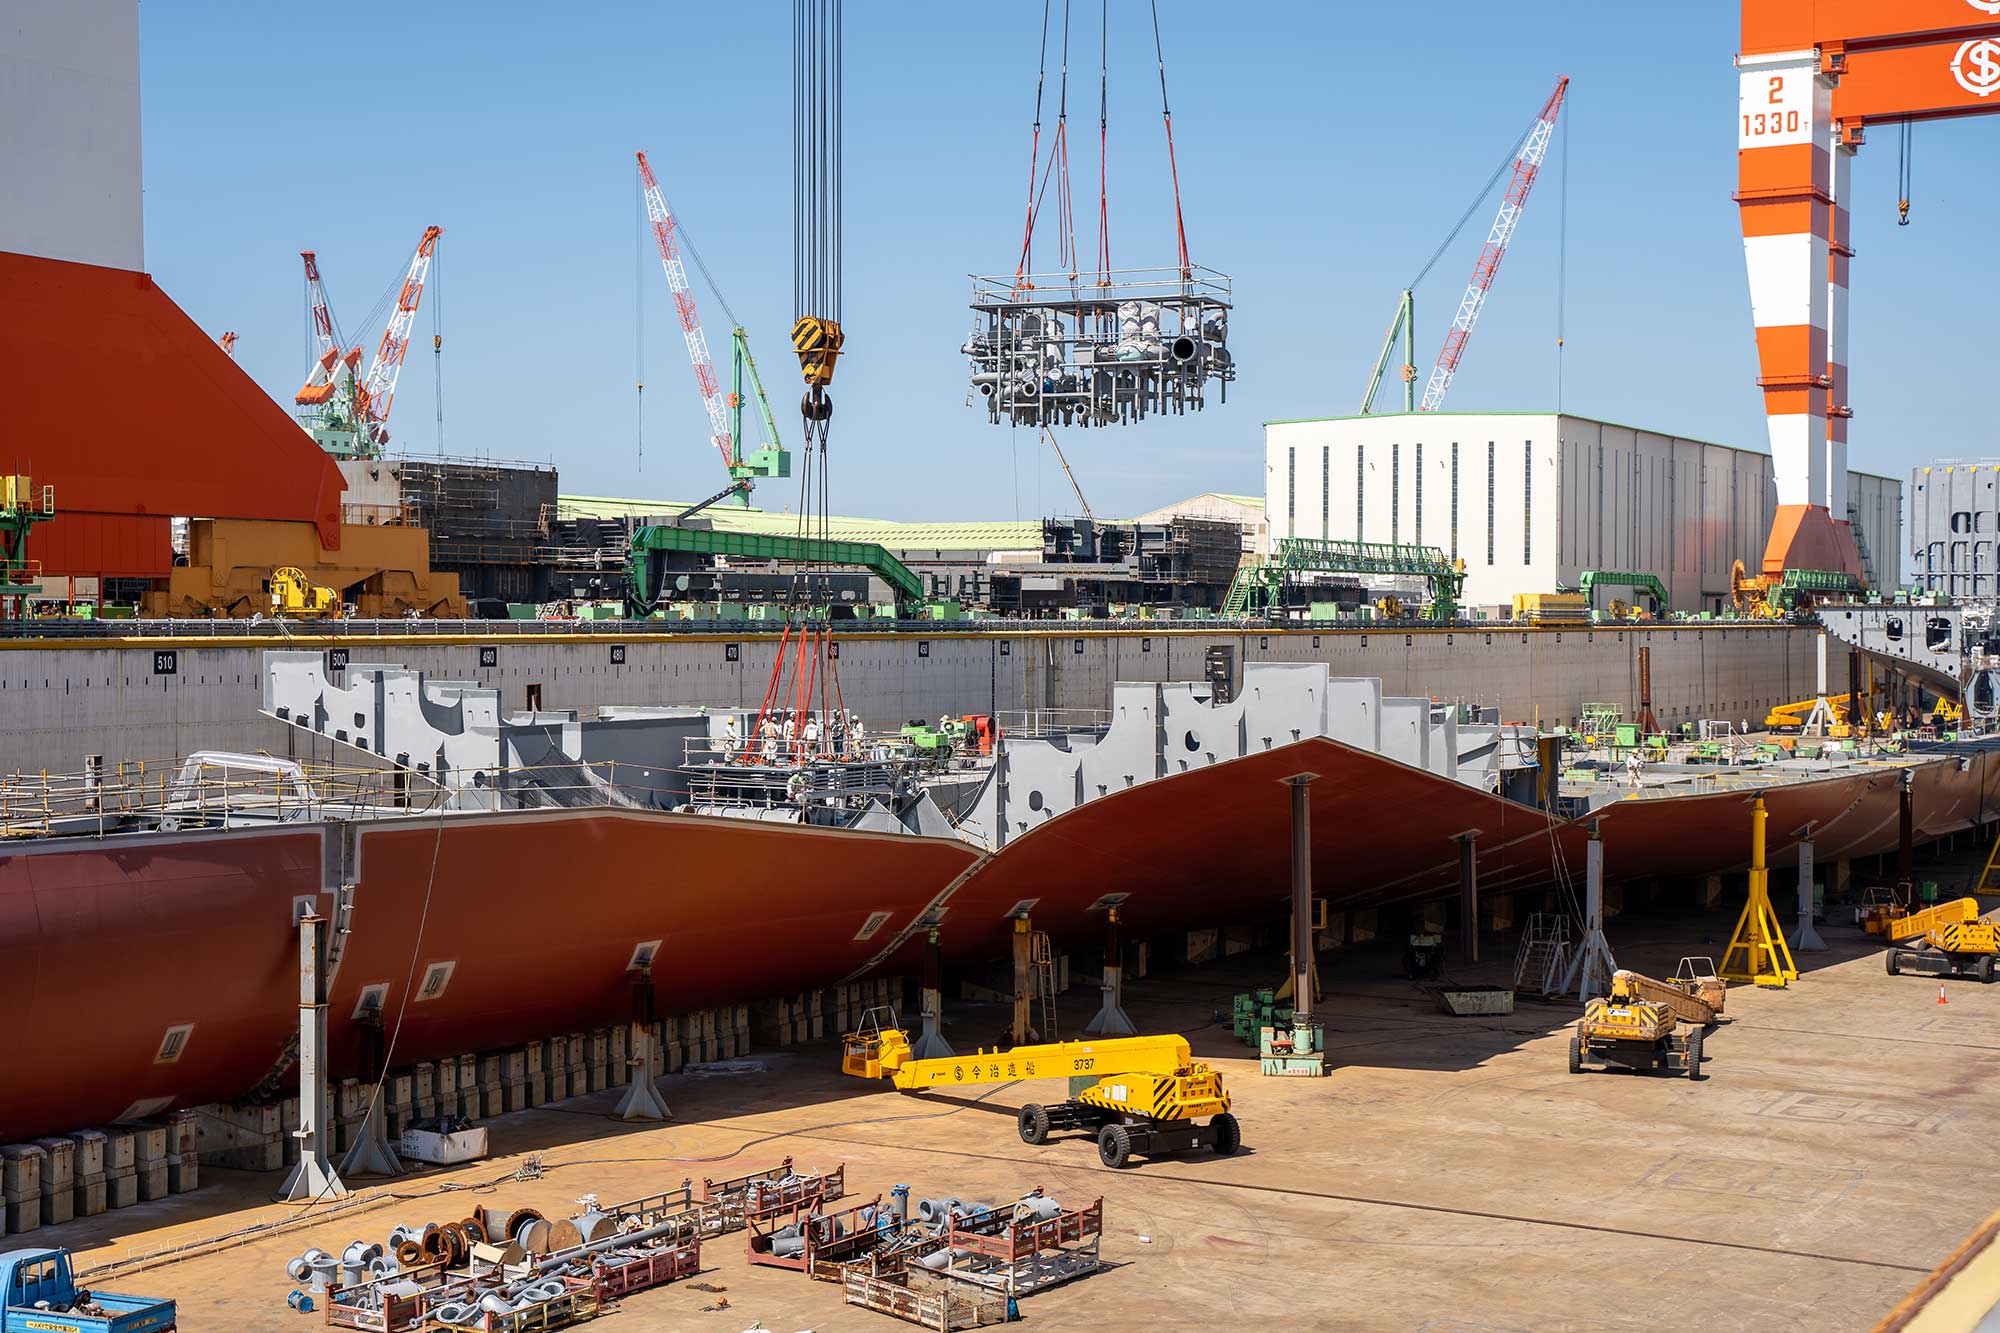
[295,250,361,407]
[1735,0,2000,580]
[1419,76,1569,414]
[635,150,736,474]
[354,225,443,448]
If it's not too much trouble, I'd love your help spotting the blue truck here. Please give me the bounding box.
[0,1249,175,1332]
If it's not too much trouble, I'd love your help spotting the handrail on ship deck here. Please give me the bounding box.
[0,756,449,839]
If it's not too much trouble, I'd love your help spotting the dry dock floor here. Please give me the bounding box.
[59,880,2000,1331]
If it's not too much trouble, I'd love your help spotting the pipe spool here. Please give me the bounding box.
[1169,335,1202,364]
[419,1229,448,1262]
[461,1216,487,1245]
[518,1219,555,1253]
[527,1214,701,1278]
[440,1221,467,1265]
[394,1239,424,1268]
[503,1208,544,1242]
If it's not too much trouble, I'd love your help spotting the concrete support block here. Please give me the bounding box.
[1349,909,1378,944]
[127,1124,169,1164]
[4,1198,39,1234]
[1603,882,1624,920]
[2,1145,45,1203]
[40,1187,74,1227]
[1484,892,1517,934]
[1185,928,1219,964]
[63,1130,107,1181]
[73,1176,107,1217]
[31,1139,74,1194]
[412,1063,435,1107]
[105,1169,138,1210]
[1419,902,1447,934]
[98,1128,135,1174]
[1222,924,1253,956]
[1700,873,1724,910]
[1831,858,1854,900]
[136,1161,169,1202]
[167,1156,199,1194]
[607,1028,629,1086]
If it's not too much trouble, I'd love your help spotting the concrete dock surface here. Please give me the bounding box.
[54,890,1998,1331]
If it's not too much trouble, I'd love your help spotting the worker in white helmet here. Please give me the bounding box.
[803,713,821,753]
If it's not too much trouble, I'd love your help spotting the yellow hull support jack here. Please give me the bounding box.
[1720,796,1799,987]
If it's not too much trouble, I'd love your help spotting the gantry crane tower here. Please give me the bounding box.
[1736,2,2000,587]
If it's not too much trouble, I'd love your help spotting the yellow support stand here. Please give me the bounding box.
[1719,796,1799,987]
[1973,832,2000,897]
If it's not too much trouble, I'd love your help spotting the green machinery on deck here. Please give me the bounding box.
[1560,570,1670,617]
[1223,537,1467,619]
[624,523,925,618]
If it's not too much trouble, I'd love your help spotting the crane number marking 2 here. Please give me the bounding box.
[1072,1057,1094,1071]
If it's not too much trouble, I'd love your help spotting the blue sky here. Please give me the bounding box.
[140,2,1997,523]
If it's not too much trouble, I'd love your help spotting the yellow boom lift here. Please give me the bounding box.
[841,1009,1239,1169]
[1882,898,2000,984]
[1568,971,1706,1079]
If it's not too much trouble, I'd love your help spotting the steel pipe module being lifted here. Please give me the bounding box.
[964,267,1233,428]
[966,0,1234,429]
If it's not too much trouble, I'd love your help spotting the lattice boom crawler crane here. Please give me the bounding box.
[842,1009,1239,1169]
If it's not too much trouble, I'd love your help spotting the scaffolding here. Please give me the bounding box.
[964,268,1233,428]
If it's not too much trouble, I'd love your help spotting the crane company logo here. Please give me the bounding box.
[1968,0,2000,13]
[1954,37,2000,96]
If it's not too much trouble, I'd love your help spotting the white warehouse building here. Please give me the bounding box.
[1263,412,1902,614]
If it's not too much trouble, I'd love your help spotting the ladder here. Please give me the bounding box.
[1512,913,1571,996]
[1028,931,1059,1044]
[1847,504,1878,590]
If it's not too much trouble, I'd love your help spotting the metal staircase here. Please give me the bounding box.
[1847,504,1877,589]
[1512,913,1571,997]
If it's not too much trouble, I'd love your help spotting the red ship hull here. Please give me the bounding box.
[1,740,1992,1142]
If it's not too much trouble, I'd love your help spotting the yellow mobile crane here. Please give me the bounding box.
[1883,898,2000,984]
[841,1009,1239,1169]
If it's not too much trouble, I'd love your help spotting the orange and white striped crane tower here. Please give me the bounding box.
[635,150,743,505]
[352,225,443,453]
[1420,76,1568,413]
[1737,1,2000,584]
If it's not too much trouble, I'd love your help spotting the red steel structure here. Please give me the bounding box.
[1737,0,2000,581]
[0,251,348,578]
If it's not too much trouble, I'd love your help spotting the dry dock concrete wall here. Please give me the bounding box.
[0,623,1817,775]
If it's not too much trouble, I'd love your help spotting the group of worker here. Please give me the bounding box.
[717,708,868,766]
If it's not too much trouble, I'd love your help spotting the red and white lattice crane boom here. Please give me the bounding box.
[294,250,361,407]
[1420,75,1569,413]
[635,150,739,495]
[352,225,443,451]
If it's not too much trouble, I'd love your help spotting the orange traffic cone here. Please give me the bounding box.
[1938,983,1949,1006]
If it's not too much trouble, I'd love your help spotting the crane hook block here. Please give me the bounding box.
[792,316,845,387]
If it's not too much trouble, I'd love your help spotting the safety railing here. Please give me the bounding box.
[995,708,1109,740]
[0,755,446,839]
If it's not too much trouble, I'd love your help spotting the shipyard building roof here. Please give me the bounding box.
[558,495,1044,553]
